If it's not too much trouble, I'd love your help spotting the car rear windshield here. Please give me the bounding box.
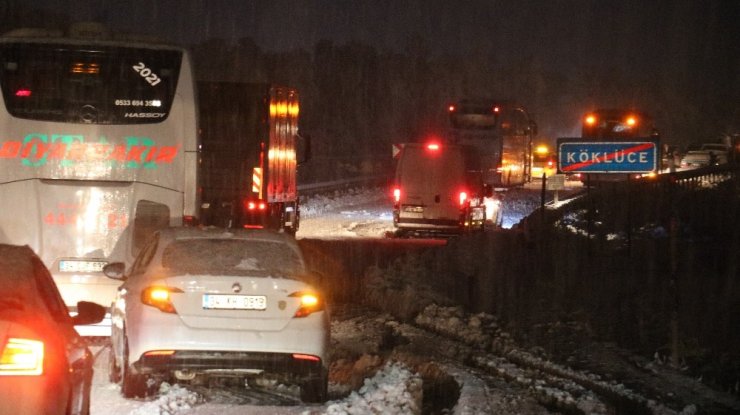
[161,239,305,277]
[0,43,181,124]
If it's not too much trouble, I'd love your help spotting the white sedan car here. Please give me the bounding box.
[104,227,329,402]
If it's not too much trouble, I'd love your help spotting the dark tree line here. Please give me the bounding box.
[4,1,738,183]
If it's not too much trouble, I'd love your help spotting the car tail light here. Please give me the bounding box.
[141,286,183,314]
[292,353,320,362]
[0,338,44,376]
[392,187,401,203]
[290,291,324,318]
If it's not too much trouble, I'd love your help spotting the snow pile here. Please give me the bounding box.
[414,304,516,353]
[130,383,202,415]
[324,362,422,415]
[301,188,387,219]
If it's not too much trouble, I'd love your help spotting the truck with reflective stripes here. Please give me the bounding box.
[197,82,308,234]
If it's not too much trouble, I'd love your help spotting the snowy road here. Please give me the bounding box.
[86,183,740,414]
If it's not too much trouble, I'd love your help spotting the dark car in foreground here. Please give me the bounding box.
[0,244,106,415]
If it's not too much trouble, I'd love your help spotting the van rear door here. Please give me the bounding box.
[395,143,467,230]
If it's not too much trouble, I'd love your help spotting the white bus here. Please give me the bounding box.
[0,24,199,336]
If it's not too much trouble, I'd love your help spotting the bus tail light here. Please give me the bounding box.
[141,286,183,314]
[14,89,32,97]
[0,338,44,376]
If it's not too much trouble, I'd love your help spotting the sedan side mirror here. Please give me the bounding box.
[72,301,106,326]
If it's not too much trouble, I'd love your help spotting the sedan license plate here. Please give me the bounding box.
[202,294,267,310]
[59,260,108,273]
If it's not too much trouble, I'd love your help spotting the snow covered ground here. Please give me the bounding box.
[87,182,739,414]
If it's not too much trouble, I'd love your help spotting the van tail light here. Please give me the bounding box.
[392,187,401,203]
[0,338,44,376]
[141,286,184,314]
[290,291,324,318]
[183,215,198,226]
[459,191,468,206]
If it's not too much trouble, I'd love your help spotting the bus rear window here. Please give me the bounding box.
[0,43,181,124]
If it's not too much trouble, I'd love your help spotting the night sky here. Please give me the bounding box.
[4,0,739,142]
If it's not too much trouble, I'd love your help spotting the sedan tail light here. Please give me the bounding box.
[0,338,44,376]
[141,286,184,314]
[289,291,324,318]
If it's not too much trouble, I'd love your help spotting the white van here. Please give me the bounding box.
[392,142,495,236]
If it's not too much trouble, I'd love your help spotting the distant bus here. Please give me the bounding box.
[448,99,535,188]
[0,24,199,335]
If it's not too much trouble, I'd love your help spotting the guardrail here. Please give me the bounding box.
[297,174,390,196]
[659,164,738,190]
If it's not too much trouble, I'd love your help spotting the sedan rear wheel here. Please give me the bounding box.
[300,371,328,403]
[120,335,149,398]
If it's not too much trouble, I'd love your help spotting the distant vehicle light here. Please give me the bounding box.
[246,200,267,211]
[492,106,500,113]
[626,116,637,126]
[0,338,44,376]
[426,143,440,151]
[585,115,596,125]
[448,104,456,112]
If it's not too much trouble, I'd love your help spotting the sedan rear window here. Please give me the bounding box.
[161,239,304,277]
